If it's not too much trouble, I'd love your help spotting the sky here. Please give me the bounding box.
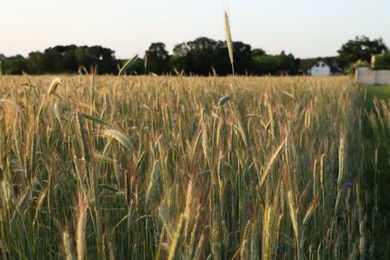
[1,0,390,59]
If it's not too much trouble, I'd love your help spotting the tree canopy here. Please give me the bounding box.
[373,52,390,70]
[0,35,388,75]
[337,36,388,68]
[1,45,117,75]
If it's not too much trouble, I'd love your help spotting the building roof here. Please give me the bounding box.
[329,64,343,74]
[310,60,329,68]
[309,60,342,73]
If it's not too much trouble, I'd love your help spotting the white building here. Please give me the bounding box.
[356,67,390,85]
[310,60,331,76]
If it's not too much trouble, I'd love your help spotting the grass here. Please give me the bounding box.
[361,84,390,109]
[360,83,390,258]
[0,75,387,259]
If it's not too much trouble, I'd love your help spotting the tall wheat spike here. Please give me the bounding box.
[118,55,139,76]
[240,221,251,259]
[333,135,345,219]
[201,113,211,166]
[63,228,75,260]
[188,206,202,259]
[145,160,160,206]
[262,185,283,260]
[184,178,194,242]
[76,193,88,260]
[338,136,345,187]
[224,11,234,76]
[168,214,186,260]
[76,112,90,162]
[102,129,133,151]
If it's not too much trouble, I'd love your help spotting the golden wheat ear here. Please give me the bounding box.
[47,77,62,95]
[224,11,234,75]
[76,193,88,260]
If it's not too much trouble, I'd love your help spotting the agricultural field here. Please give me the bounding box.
[0,75,389,259]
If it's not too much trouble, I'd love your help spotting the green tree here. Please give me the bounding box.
[52,45,78,72]
[213,40,253,75]
[145,42,170,74]
[252,55,279,75]
[337,35,388,69]
[277,51,298,75]
[373,52,390,70]
[252,48,266,57]
[75,46,91,69]
[2,55,28,74]
[33,45,80,73]
[252,51,298,75]
[186,37,217,75]
[212,40,231,75]
[27,51,45,74]
[170,42,191,74]
[26,45,117,74]
[41,47,61,73]
[171,38,230,75]
[170,37,254,75]
[0,54,5,74]
[74,46,117,74]
[231,41,252,75]
[90,46,117,74]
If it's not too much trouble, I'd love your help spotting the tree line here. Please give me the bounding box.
[0,35,388,75]
[0,45,117,75]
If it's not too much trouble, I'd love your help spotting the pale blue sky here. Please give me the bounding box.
[1,0,389,59]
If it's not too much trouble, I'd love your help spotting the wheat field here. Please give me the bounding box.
[0,75,384,259]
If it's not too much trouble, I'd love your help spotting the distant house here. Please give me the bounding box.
[309,60,331,76]
[307,60,343,76]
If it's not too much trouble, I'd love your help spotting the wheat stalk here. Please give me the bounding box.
[250,223,260,260]
[168,214,186,260]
